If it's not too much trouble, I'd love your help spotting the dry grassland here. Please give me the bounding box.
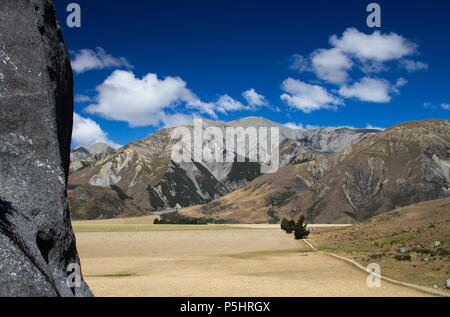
[73,218,431,297]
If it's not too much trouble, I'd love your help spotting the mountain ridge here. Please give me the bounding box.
[68,116,379,219]
[180,119,450,223]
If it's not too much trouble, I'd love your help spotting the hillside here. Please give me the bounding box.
[68,117,378,219]
[180,119,450,223]
[309,198,450,292]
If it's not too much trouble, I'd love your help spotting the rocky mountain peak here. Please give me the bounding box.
[70,142,116,162]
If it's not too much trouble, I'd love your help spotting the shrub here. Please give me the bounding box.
[294,215,310,240]
[281,218,288,231]
[285,220,296,233]
[438,248,450,257]
[394,254,411,261]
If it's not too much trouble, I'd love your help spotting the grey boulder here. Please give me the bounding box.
[0,0,92,296]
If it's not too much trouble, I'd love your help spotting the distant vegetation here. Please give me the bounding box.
[154,212,208,225]
[281,215,310,240]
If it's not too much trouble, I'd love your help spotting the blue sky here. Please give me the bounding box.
[54,0,450,148]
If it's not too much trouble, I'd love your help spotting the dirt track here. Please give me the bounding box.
[73,222,433,297]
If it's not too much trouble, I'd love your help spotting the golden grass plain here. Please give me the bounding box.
[73,217,431,297]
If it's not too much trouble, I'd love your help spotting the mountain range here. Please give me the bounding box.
[68,117,381,220]
[180,119,450,223]
[70,142,115,163]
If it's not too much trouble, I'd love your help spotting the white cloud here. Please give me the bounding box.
[395,77,408,88]
[442,104,450,110]
[215,95,249,113]
[392,77,408,94]
[289,28,422,93]
[74,94,92,103]
[284,122,322,130]
[84,70,255,128]
[161,113,202,128]
[281,78,344,113]
[330,28,417,62]
[85,70,213,127]
[339,77,392,103]
[311,48,353,84]
[72,113,121,149]
[366,123,385,130]
[242,88,267,106]
[71,47,133,74]
[284,122,304,130]
[399,59,429,72]
[290,54,311,72]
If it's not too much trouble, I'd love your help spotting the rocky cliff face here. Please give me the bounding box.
[0,0,92,296]
[180,120,450,224]
[68,117,378,219]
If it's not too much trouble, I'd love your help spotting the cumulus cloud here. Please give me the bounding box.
[281,78,344,113]
[288,28,423,99]
[338,77,393,103]
[311,48,353,84]
[84,70,255,128]
[242,88,267,106]
[71,47,133,74]
[330,28,417,62]
[215,95,249,113]
[161,113,202,128]
[72,113,121,148]
[399,59,429,72]
[85,70,213,127]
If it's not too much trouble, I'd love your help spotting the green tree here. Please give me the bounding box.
[285,220,296,233]
[294,215,309,240]
[281,218,288,231]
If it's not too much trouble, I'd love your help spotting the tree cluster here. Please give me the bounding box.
[281,215,310,240]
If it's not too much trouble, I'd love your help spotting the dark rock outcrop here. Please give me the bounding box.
[0,0,92,296]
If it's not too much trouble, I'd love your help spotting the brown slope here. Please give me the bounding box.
[309,197,450,292]
[180,119,450,223]
[68,118,378,220]
[68,128,175,219]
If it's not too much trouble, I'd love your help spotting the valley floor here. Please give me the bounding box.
[73,218,431,297]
